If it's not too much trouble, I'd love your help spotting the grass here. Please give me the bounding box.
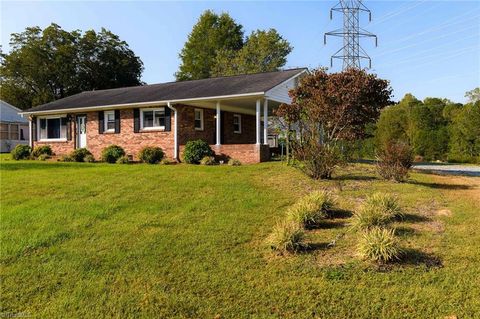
[1,155,480,318]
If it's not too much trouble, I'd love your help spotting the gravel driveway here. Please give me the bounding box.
[412,164,480,177]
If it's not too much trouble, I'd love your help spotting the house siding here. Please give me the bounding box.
[32,104,265,163]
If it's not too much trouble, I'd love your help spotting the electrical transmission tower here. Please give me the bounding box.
[324,0,377,70]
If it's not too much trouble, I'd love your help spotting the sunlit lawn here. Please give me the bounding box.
[1,155,479,318]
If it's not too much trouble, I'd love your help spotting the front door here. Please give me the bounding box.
[77,115,87,148]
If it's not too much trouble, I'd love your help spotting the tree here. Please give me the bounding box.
[465,87,480,103]
[212,29,292,76]
[448,101,480,163]
[0,23,143,110]
[276,68,392,179]
[175,10,244,81]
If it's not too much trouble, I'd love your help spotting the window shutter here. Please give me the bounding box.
[98,111,104,134]
[165,107,171,131]
[133,109,140,133]
[114,110,120,133]
[64,116,72,140]
[32,117,37,141]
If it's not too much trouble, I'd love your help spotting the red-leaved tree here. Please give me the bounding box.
[276,68,392,179]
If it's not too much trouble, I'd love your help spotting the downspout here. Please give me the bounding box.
[166,102,178,161]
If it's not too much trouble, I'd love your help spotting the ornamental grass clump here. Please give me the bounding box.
[351,192,403,230]
[286,191,335,227]
[267,220,306,254]
[358,227,402,263]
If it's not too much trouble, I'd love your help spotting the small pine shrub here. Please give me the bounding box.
[101,145,125,163]
[32,145,53,158]
[376,142,413,182]
[200,156,216,165]
[138,146,164,164]
[228,158,241,166]
[267,220,306,254]
[183,140,214,164]
[70,148,92,162]
[286,191,335,227]
[11,144,31,160]
[84,154,95,163]
[358,227,402,263]
[37,154,50,161]
[160,158,174,165]
[60,154,73,162]
[116,156,130,164]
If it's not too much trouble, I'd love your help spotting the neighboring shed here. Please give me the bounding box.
[1,100,29,152]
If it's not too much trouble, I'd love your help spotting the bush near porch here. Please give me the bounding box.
[1,156,479,318]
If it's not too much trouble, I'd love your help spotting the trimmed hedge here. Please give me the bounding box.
[183,140,214,164]
[138,146,164,164]
[11,145,31,160]
[101,145,126,163]
[32,145,53,158]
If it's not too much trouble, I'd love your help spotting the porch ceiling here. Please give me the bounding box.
[183,96,282,116]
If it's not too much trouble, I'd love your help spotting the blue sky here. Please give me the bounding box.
[1,1,479,103]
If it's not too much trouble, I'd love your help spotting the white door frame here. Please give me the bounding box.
[77,115,87,148]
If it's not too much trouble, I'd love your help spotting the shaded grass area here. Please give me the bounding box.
[1,156,480,318]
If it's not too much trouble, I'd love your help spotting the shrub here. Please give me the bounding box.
[297,143,345,179]
[116,156,130,164]
[60,154,73,162]
[358,227,402,263]
[286,191,335,227]
[160,158,174,165]
[37,154,50,161]
[183,140,214,164]
[32,145,53,158]
[228,158,241,166]
[84,154,95,163]
[267,220,306,254]
[351,193,402,229]
[11,145,31,160]
[200,156,216,165]
[101,145,125,163]
[376,142,413,182]
[138,146,164,164]
[70,148,92,162]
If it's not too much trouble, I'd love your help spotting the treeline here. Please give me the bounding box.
[356,93,480,164]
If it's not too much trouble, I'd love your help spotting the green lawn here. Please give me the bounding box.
[1,156,479,318]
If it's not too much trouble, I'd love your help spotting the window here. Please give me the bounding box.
[233,114,242,134]
[10,124,19,140]
[104,111,115,132]
[194,109,204,131]
[141,108,165,130]
[20,128,25,140]
[0,124,8,140]
[38,116,67,141]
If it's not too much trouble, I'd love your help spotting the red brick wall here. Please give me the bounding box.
[32,104,266,163]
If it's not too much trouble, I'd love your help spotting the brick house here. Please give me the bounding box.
[22,68,306,163]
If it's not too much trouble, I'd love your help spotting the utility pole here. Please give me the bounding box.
[324,0,377,69]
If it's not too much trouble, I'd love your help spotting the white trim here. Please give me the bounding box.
[255,99,261,145]
[194,108,204,131]
[140,107,166,130]
[263,99,269,145]
[215,101,221,146]
[37,115,68,142]
[20,92,266,116]
[233,114,242,134]
[167,102,178,160]
[104,110,115,133]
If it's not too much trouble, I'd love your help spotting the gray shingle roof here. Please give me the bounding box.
[25,68,306,113]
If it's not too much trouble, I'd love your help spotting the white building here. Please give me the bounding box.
[1,100,29,153]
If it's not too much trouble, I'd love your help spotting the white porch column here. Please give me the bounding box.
[263,99,269,145]
[167,102,178,160]
[216,101,221,145]
[28,119,33,148]
[255,99,261,145]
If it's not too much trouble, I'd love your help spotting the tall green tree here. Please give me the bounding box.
[212,29,292,76]
[175,10,244,81]
[0,23,143,110]
[448,101,480,163]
